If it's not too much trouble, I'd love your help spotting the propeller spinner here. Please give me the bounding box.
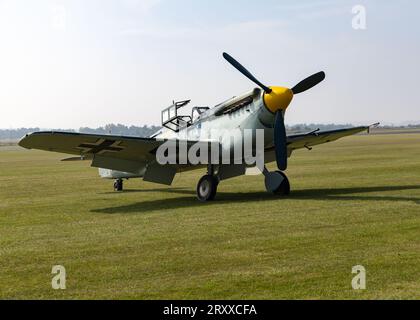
[222,52,325,171]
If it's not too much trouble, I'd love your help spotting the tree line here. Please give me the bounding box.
[0,124,161,140]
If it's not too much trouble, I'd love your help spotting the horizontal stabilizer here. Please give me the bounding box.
[61,155,93,161]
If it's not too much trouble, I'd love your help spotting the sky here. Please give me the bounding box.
[0,0,419,129]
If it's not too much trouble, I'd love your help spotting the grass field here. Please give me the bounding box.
[0,133,419,299]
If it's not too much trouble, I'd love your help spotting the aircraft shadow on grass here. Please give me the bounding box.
[91,185,420,214]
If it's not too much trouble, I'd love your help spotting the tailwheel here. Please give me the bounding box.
[114,178,123,191]
[196,175,218,202]
[264,171,290,195]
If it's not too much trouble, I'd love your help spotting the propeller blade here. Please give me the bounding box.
[223,52,272,93]
[274,111,287,171]
[291,71,325,94]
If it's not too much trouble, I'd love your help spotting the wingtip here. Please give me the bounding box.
[366,122,380,134]
[18,133,32,149]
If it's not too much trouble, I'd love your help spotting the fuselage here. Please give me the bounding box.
[156,88,277,150]
[99,88,280,179]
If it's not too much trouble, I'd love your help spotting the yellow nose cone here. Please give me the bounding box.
[263,87,294,113]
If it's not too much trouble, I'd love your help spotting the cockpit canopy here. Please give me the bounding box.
[161,100,209,132]
[161,88,260,132]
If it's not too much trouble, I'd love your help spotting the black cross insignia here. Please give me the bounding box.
[77,139,124,154]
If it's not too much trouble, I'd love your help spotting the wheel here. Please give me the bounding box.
[114,179,123,191]
[273,171,290,195]
[196,175,218,201]
[264,171,290,195]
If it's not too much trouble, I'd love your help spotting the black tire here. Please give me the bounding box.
[114,179,123,191]
[273,171,290,195]
[196,175,218,202]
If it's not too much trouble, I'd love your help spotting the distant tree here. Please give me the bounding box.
[286,123,354,134]
[78,124,160,137]
[0,127,76,140]
[3,123,420,141]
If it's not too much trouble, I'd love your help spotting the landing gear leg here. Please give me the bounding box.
[114,178,123,191]
[263,167,290,195]
[196,165,219,202]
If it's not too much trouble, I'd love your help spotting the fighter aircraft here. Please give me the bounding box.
[19,53,378,201]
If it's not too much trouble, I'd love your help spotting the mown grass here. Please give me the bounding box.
[0,134,419,299]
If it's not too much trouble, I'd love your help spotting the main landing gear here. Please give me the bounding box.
[263,168,290,195]
[196,165,219,202]
[195,165,290,201]
[113,178,123,191]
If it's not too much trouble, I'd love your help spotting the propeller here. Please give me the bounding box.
[222,52,325,171]
[222,52,272,93]
[291,71,326,94]
[274,111,287,171]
